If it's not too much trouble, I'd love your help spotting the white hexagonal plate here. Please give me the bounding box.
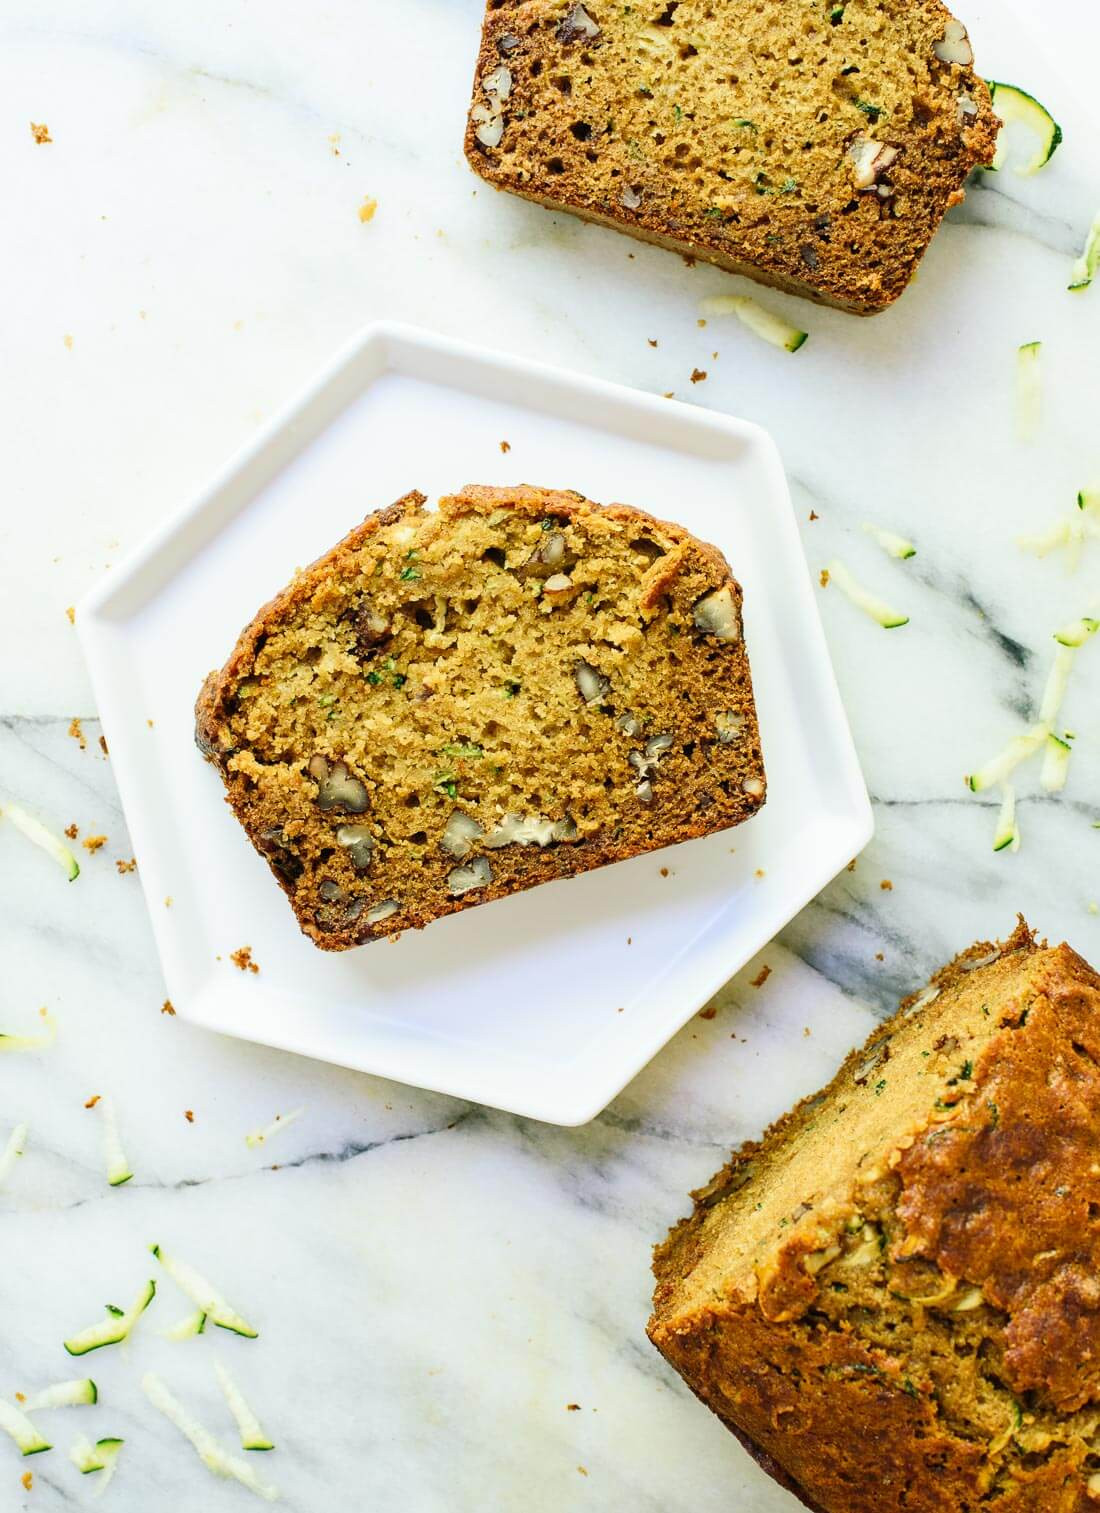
[78,323,871,1124]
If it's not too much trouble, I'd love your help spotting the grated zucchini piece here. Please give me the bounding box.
[141,1373,278,1501]
[825,559,909,628]
[700,294,808,352]
[993,785,1020,853]
[0,800,79,880]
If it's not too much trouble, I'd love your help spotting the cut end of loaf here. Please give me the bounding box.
[466,0,999,314]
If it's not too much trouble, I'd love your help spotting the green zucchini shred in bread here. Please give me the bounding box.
[465,0,999,314]
[195,485,765,950]
[649,920,1100,1511]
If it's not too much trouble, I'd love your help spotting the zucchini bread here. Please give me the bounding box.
[649,921,1100,1511]
[465,0,999,315]
[195,484,765,950]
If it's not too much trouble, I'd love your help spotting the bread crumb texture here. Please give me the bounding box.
[195,485,765,950]
[650,920,1100,1511]
[465,0,998,314]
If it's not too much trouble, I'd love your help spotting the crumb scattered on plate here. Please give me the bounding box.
[647,338,658,347]
[82,834,107,853]
[358,195,378,223]
[499,440,511,453]
[21,1470,32,1491]
[875,951,885,961]
[84,1094,100,1108]
[230,946,259,974]
[566,1403,581,1411]
[164,896,172,907]
[68,717,86,750]
[750,964,772,989]
[690,368,707,384]
[809,510,819,521]
[64,823,78,839]
[30,122,51,144]
[161,999,175,1015]
[698,1004,718,1020]
[99,734,109,756]
[880,879,894,891]
[65,605,75,624]
[116,857,137,874]
[184,1110,194,1123]
[820,568,830,587]
[63,333,73,350]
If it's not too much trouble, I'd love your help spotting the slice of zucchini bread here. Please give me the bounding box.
[649,921,1100,1512]
[195,485,765,950]
[465,0,999,315]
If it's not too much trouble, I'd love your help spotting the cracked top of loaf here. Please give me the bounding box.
[650,920,1100,1511]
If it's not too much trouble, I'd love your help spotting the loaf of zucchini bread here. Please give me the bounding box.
[195,485,765,950]
[465,0,999,314]
[650,920,1100,1511]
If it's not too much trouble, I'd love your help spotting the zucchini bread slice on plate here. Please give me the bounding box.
[195,485,765,950]
[465,0,999,314]
[649,920,1100,1512]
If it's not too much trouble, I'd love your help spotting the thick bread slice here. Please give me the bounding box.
[465,0,999,315]
[195,484,765,950]
[649,920,1100,1512]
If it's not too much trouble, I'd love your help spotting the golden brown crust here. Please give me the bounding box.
[465,0,999,315]
[196,484,766,949]
[648,921,1100,1512]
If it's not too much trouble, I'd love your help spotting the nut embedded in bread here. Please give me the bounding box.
[648,920,1100,1511]
[195,485,766,950]
[465,0,999,315]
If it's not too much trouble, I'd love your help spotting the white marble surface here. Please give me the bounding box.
[3,1,1099,1508]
